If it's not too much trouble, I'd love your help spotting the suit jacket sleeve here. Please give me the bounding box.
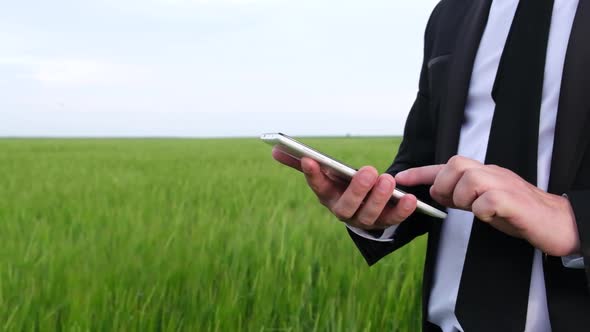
[563,190,590,280]
[347,4,444,266]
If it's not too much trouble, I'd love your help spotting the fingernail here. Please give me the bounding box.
[396,170,408,180]
[403,200,414,211]
[301,159,312,174]
[359,171,375,186]
[377,178,392,194]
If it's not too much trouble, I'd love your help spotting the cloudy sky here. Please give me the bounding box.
[0,0,438,137]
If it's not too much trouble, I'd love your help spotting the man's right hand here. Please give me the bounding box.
[272,147,418,230]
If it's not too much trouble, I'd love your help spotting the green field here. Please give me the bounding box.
[0,138,426,331]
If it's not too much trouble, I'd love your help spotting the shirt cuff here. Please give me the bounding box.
[561,255,585,269]
[345,224,398,242]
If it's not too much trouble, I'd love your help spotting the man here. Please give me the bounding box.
[273,0,590,331]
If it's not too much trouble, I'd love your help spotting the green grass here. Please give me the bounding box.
[0,138,426,331]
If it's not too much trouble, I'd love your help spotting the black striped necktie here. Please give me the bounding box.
[455,0,554,330]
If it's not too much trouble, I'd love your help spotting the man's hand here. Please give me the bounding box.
[395,155,580,256]
[272,147,417,230]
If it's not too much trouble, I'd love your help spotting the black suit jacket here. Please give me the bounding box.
[348,0,590,330]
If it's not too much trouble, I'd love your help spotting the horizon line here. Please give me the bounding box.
[0,134,403,140]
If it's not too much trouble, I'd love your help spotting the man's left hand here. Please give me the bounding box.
[395,155,580,257]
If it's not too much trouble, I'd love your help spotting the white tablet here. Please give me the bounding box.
[261,133,447,219]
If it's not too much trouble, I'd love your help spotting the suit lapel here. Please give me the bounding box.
[435,0,492,164]
[548,0,590,194]
[423,0,493,317]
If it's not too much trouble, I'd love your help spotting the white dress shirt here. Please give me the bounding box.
[348,0,582,331]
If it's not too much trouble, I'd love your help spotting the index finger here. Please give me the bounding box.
[395,165,445,186]
[272,147,302,171]
[301,157,344,204]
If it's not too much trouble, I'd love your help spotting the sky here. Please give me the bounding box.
[0,0,439,137]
